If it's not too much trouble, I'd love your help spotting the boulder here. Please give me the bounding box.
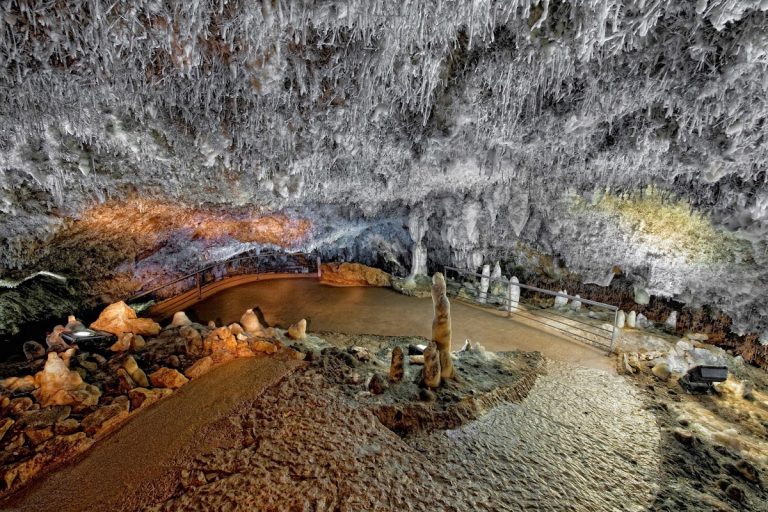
[169,311,193,328]
[205,326,238,359]
[33,353,101,410]
[90,301,161,337]
[23,341,46,361]
[149,367,188,389]
[636,313,651,329]
[389,346,404,382]
[184,356,214,379]
[0,375,37,394]
[240,309,264,336]
[128,387,173,410]
[81,401,130,436]
[288,319,307,340]
[115,368,137,392]
[181,326,205,356]
[319,262,391,287]
[652,362,671,380]
[626,311,637,328]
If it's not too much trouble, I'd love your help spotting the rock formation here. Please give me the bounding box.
[478,264,491,304]
[288,319,307,340]
[507,276,520,314]
[149,368,189,390]
[422,342,441,389]
[320,262,391,287]
[571,295,582,310]
[169,311,193,328]
[554,291,569,308]
[22,341,45,361]
[33,353,101,410]
[431,272,455,380]
[389,346,404,383]
[90,302,161,337]
[240,309,264,336]
[616,311,626,329]
[665,311,678,331]
[627,311,637,329]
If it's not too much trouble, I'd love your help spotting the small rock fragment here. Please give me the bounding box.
[170,311,193,328]
[23,341,46,361]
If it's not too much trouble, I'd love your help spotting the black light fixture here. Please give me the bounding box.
[679,365,728,394]
[60,328,117,352]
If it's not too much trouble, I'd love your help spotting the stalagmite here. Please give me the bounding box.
[616,310,626,329]
[422,342,441,389]
[389,346,404,382]
[407,209,428,279]
[507,276,520,313]
[431,272,455,380]
[288,319,307,340]
[627,311,637,328]
[665,311,678,330]
[572,295,582,310]
[478,264,490,303]
[170,311,193,328]
[554,291,569,308]
[240,308,263,336]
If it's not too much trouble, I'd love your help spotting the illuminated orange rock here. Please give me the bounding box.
[33,353,101,409]
[90,301,161,337]
[320,262,391,287]
[250,340,278,354]
[184,356,214,380]
[128,387,173,410]
[149,367,188,389]
[81,400,130,437]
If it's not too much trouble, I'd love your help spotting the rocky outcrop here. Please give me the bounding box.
[90,302,161,337]
[320,263,391,287]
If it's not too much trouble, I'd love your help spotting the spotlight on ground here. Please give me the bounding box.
[60,328,117,352]
[679,365,728,394]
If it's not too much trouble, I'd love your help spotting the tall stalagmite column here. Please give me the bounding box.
[431,272,455,380]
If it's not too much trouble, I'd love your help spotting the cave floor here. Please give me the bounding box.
[186,278,612,371]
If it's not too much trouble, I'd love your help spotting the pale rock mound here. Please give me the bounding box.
[33,353,100,410]
[169,311,193,328]
[240,309,264,336]
[320,262,391,287]
[90,301,161,337]
[288,319,307,340]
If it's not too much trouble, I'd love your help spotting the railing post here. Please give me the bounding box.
[610,308,619,353]
[317,256,322,278]
[196,272,202,299]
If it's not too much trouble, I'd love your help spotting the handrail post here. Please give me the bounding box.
[317,256,322,278]
[196,272,202,299]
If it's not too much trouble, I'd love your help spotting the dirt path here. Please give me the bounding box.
[1,355,302,512]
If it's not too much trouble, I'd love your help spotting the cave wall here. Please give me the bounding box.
[1,1,767,339]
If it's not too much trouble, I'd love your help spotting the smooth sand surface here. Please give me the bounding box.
[1,355,302,512]
[189,279,612,370]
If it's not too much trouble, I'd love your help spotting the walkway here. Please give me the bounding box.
[186,279,612,371]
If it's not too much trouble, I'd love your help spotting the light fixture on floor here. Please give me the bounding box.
[679,365,728,394]
[60,328,116,351]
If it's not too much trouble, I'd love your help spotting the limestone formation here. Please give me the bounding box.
[665,311,678,331]
[81,401,130,437]
[389,346,404,383]
[185,356,214,380]
[33,353,101,409]
[128,387,173,410]
[228,322,245,337]
[478,264,490,303]
[122,356,149,387]
[170,311,193,328]
[45,326,70,352]
[431,272,455,380]
[90,301,161,337]
[636,313,650,329]
[572,295,582,310]
[288,319,307,340]
[489,262,504,295]
[554,291,569,308]
[180,326,204,356]
[149,367,189,389]
[368,373,388,395]
[627,311,637,328]
[23,341,45,361]
[320,262,392,287]
[240,308,264,336]
[616,311,626,329]
[109,334,131,352]
[422,341,441,389]
[507,276,520,313]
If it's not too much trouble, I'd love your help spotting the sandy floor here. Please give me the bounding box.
[0,355,302,512]
[141,359,660,511]
[187,279,611,370]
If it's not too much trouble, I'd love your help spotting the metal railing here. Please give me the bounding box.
[443,266,619,352]
[126,251,320,307]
